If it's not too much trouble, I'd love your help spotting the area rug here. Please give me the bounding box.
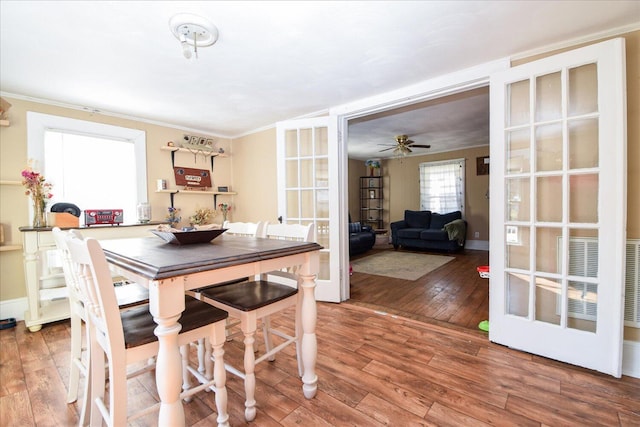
[351,251,454,281]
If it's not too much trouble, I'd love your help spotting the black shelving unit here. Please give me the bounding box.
[359,176,384,230]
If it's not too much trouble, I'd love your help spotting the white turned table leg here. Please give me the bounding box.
[149,279,186,427]
[299,272,318,399]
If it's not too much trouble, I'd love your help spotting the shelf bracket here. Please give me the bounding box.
[170,149,177,169]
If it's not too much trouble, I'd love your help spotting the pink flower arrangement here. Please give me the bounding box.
[21,165,53,204]
[21,162,53,227]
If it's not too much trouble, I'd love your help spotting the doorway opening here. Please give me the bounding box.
[342,86,491,332]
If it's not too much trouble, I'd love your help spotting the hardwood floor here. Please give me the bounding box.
[348,247,490,332]
[1,300,639,426]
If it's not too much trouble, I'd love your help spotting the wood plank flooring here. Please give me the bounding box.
[348,247,490,332]
[1,300,639,426]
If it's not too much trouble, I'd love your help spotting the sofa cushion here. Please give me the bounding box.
[430,211,462,229]
[396,228,424,239]
[405,210,431,228]
[420,229,450,241]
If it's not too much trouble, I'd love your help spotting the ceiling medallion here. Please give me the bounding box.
[169,13,218,59]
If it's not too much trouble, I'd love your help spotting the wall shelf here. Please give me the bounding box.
[0,120,9,127]
[157,189,237,196]
[161,145,229,175]
[0,245,22,252]
[157,188,237,206]
[0,180,21,186]
[160,145,228,157]
[159,145,236,208]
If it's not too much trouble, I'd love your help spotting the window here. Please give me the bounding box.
[419,158,465,215]
[27,112,147,224]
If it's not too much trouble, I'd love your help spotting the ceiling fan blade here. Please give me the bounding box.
[379,146,396,152]
[410,144,431,148]
[405,140,416,146]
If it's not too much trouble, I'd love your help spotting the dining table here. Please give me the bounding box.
[100,233,322,427]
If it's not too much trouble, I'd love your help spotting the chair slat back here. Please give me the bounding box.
[52,227,84,307]
[222,221,264,237]
[260,222,314,242]
[259,223,314,284]
[65,234,125,349]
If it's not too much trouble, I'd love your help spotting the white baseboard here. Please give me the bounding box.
[465,239,489,251]
[0,297,27,321]
[623,340,640,378]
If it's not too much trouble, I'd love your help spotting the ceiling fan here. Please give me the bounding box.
[378,134,431,155]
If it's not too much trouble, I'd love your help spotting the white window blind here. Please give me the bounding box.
[419,158,465,215]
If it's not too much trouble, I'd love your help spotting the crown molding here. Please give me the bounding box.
[510,22,640,61]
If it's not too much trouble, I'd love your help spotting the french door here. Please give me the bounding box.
[276,117,342,302]
[489,38,627,376]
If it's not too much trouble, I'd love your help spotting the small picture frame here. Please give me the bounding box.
[476,156,490,175]
[205,138,215,147]
[369,190,375,199]
[198,137,207,146]
[217,186,229,192]
[189,136,199,145]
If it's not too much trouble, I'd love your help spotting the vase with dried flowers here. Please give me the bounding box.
[21,163,53,228]
[165,206,181,228]
[218,203,231,222]
[365,159,381,177]
[189,207,216,226]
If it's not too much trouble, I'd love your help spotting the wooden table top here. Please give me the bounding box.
[100,234,322,280]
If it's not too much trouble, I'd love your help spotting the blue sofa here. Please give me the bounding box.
[390,210,466,252]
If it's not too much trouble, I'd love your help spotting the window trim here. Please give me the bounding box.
[419,157,466,216]
[26,112,148,209]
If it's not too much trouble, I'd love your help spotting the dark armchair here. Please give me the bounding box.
[349,216,375,256]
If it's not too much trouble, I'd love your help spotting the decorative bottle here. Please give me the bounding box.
[137,202,151,223]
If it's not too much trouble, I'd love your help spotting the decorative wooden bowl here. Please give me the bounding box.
[150,228,227,245]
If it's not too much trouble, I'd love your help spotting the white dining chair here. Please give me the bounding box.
[196,222,314,422]
[192,220,266,366]
[258,222,314,286]
[51,227,150,426]
[64,232,231,427]
[222,220,265,237]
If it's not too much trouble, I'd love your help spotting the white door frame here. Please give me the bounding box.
[332,59,509,301]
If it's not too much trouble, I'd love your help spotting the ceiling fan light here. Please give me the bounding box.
[180,35,192,59]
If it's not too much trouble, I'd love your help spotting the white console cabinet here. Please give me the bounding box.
[20,223,163,332]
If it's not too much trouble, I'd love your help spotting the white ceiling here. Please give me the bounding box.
[1,1,638,160]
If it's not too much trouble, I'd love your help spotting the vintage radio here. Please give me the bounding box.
[84,209,124,226]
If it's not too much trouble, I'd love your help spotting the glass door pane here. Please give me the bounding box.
[491,37,626,376]
[282,126,330,280]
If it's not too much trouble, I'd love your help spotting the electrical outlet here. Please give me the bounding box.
[474,231,480,238]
